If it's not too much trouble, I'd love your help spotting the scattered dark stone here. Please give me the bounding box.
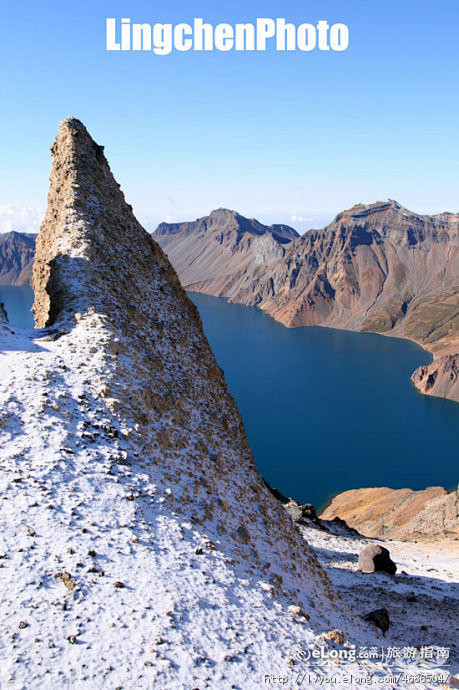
[362,608,390,635]
[49,642,55,648]
[18,621,28,629]
[67,548,75,554]
[67,635,77,644]
[300,503,316,519]
[421,625,429,631]
[236,525,251,544]
[114,581,125,589]
[88,550,96,557]
[406,593,417,602]
[144,660,153,667]
[195,548,203,555]
[358,545,396,575]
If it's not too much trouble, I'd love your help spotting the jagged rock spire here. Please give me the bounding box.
[33,118,175,328]
[30,117,357,648]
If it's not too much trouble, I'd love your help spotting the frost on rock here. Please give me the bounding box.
[0,118,425,688]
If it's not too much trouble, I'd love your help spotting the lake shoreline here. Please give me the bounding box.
[2,285,457,509]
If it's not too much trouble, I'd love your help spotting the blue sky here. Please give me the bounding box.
[1,0,458,232]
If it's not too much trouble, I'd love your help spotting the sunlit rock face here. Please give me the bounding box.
[156,199,459,400]
[412,353,459,402]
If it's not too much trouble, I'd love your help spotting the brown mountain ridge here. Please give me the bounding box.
[154,200,459,402]
[0,231,36,286]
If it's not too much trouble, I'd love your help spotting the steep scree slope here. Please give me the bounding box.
[154,209,298,298]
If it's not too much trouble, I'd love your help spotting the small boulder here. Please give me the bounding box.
[56,572,76,593]
[300,503,316,520]
[362,608,390,635]
[358,545,396,575]
[236,525,251,544]
[284,501,303,523]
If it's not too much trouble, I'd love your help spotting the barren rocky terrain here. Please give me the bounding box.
[155,201,459,401]
[320,487,459,542]
[155,208,298,295]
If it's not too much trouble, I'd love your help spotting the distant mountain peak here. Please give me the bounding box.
[155,209,299,243]
[0,230,36,287]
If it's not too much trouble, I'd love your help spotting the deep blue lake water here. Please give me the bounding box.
[1,285,457,509]
[0,286,34,328]
[188,293,458,509]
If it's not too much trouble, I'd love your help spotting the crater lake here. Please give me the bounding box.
[1,285,456,509]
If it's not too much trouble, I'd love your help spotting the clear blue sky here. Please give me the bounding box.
[1,0,458,232]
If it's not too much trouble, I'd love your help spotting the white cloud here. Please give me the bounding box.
[290,214,313,223]
[0,205,45,234]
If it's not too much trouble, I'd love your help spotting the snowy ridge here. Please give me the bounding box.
[0,119,449,688]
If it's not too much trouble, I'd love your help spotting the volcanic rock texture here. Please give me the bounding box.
[321,486,459,541]
[156,201,459,401]
[0,119,397,687]
[155,208,298,297]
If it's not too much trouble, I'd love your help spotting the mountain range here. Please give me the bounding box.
[0,230,36,285]
[2,200,457,401]
[154,202,459,401]
[155,208,298,293]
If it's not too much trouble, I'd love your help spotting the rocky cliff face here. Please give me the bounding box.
[0,231,36,285]
[411,353,459,402]
[154,208,298,297]
[156,200,459,401]
[0,118,393,687]
[320,486,459,541]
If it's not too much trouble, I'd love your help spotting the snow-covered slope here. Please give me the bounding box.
[0,119,453,689]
